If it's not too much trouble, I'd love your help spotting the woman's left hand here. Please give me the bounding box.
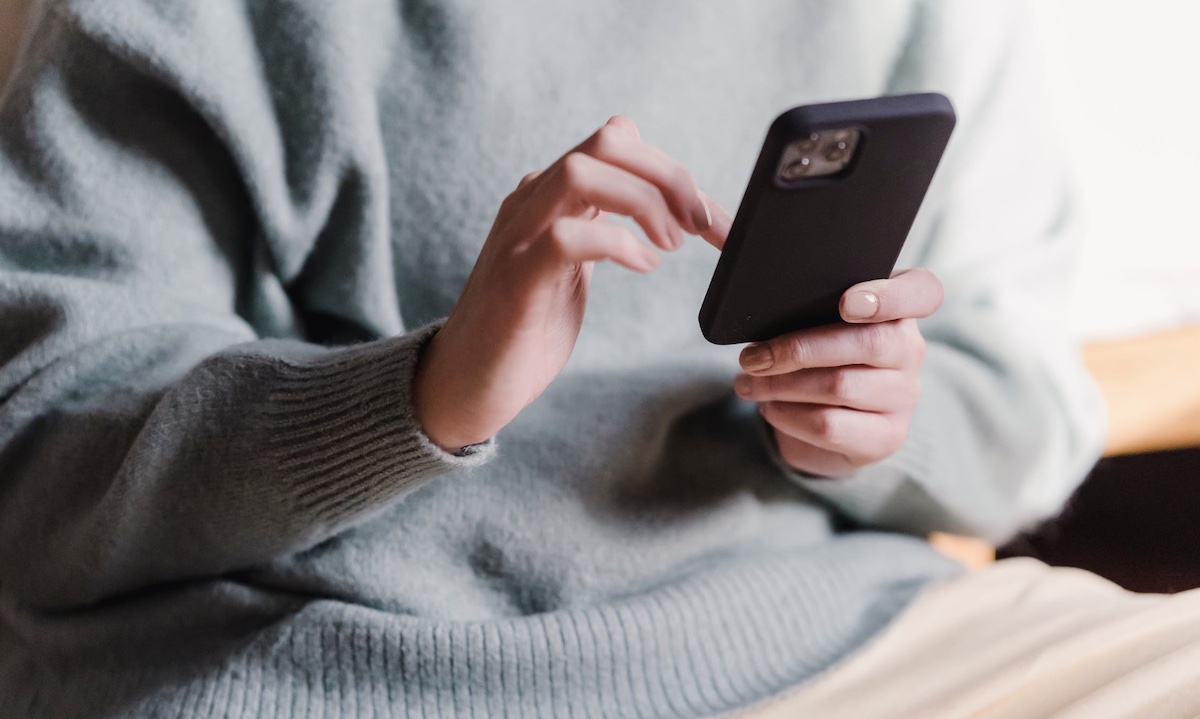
[733,268,944,477]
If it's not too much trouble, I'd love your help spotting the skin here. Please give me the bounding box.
[734,267,943,477]
[413,116,943,478]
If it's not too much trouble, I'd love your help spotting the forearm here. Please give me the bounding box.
[0,305,491,608]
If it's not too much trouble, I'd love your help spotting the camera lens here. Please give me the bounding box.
[796,133,820,152]
[781,157,812,180]
[825,141,849,162]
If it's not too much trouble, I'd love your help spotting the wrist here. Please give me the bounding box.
[413,328,496,452]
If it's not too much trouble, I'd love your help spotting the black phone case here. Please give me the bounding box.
[699,93,956,345]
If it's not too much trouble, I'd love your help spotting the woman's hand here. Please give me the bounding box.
[733,268,944,477]
[414,116,731,451]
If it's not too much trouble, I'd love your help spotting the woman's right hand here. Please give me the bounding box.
[413,116,731,451]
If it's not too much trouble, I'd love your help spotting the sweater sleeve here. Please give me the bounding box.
[787,1,1106,544]
[0,1,492,610]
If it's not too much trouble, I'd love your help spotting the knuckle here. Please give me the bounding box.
[545,218,574,253]
[516,171,541,190]
[826,368,854,402]
[779,337,809,369]
[809,407,844,447]
[497,192,518,216]
[590,124,622,154]
[560,152,589,184]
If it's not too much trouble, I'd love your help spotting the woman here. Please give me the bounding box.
[4,1,1177,717]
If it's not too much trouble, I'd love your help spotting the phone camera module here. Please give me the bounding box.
[776,127,861,183]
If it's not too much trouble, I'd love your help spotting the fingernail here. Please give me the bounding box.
[733,373,752,398]
[712,201,733,234]
[691,195,713,233]
[842,291,879,320]
[740,344,774,372]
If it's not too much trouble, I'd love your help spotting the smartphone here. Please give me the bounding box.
[699,93,956,345]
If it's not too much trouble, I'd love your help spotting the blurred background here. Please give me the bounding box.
[1033,1,1200,341]
[996,2,1200,588]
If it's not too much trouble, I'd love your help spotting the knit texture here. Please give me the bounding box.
[0,1,1105,717]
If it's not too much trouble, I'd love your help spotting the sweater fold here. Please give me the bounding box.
[0,534,953,719]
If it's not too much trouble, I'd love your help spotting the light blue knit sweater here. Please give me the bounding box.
[0,1,1104,717]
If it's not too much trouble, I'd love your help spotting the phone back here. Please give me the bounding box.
[699,94,956,344]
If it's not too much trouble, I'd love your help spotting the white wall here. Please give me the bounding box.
[1033,1,1200,340]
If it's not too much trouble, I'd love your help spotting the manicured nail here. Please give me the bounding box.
[712,201,733,234]
[740,344,774,372]
[842,291,879,320]
[733,374,753,398]
[691,195,713,233]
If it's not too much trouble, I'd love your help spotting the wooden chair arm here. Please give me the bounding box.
[1084,324,1200,457]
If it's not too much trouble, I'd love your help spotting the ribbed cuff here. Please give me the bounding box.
[261,322,496,528]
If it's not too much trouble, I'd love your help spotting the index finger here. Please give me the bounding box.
[575,117,732,249]
[840,267,944,323]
